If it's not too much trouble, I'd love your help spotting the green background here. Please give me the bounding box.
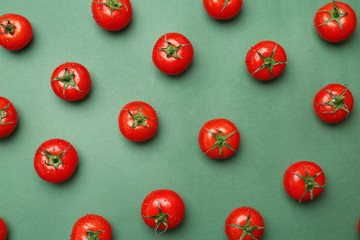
[1,0,360,239]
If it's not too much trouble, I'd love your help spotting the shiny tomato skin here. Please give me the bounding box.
[0,217,7,240]
[245,41,287,81]
[118,101,158,142]
[199,119,240,159]
[141,189,185,231]
[283,161,326,202]
[203,0,243,20]
[358,219,360,235]
[0,96,18,139]
[71,214,112,240]
[225,207,265,240]
[314,84,353,124]
[152,33,194,75]
[0,14,32,51]
[92,0,132,31]
[34,139,78,183]
[314,1,357,42]
[51,62,91,101]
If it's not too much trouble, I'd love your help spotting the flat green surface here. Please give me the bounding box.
[1,0,360,239]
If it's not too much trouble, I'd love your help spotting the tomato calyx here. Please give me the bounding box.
[318,0,348,34]
[126,104,150,128]
[227,211,265,240]
[159,34,190,59]
[222,0,229,11]
[205,128,237,159]
[252,45,287,79]
[291,166,326,203]
[318,87,350,115]
[142,202,170,236]
[94,0,128,18]
[0,19,15,34]
[52,68,82,98]
[86,229,105,240]
[0,103,14,125]
[37,145,70,169]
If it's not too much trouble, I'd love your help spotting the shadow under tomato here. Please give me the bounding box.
[10,30,35,55]
[313,28,358,47]
[101,11,134,36]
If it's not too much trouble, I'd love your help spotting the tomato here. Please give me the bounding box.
[51,62,91,101]
[198,119,240,159]
[358,219,360,236]
[92,0,132,31]
[118,101,158,142]
[0,14,32,51]
[71,214,112,240]
[203,0,243,20]
[314,84,353,124]
[314,0,357,43]
[283,161,326,203]
[246,41,287,81]
[0,96,18,139]
[152,33,194,75]
[225,207,265,240]
[141,189,185,235]
[34,139,78,183]
[0,217,7,240]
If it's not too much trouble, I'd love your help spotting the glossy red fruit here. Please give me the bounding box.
[199,119,240,159]
[141,189,185,235]
[314,84,353,124]
[358,219,360,236]
[0,14,32,51]
[0,217,7,240]
[152,33,194,75]
[51,62,91,101]
[314,0,357,42]
[34,139,78,183]
[118,101,158,142]
[203,0,243,20]
[225,207,265,240]
[283,161,326,203]
[92,0,132,31]
[71,214,112,240]
[245,41,287,81]
[0,96,18,139]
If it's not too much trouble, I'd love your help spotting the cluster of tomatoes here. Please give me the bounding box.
[0,0,359,239]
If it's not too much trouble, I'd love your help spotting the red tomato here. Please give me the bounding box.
[71,214,112,240]
[203,0,243,20]
[141,189,185,235]
[314,84,353,124]
[0,14,32,51]
[283,161,326,203]
[358,219,360,236]
[51,62,91,101]
[92,0,132,31]
[152,33,194,75]
[199,119,240,159]
[0,217,7,240]
[0,96,18,139]
[314,0,357,42]
[34,139,78,183]
[246,41,287,81]
[225,207,265,240]
[118,101,158,142]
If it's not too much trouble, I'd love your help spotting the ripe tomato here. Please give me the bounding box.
[92,0,132,31]
[199,119,240,159]
[152,33,194,75]
[118,101,158,142]
[314,0,357,42]
[225,207,265,240]
[203,0,243,20]
[71,214,112,240]
[0,96,18,139]
[141,189,185,235]
[0,217,7,240]
[246,41,287,81]
[314,84,353,124]
[283,161,326,203]
[0,14,32,51]
[34,139,78,183]
[358,219,360,236]
[51,62,91,101]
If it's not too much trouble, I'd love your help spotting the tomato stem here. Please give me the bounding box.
[142,202,170,236]
[37,145,70,169]
[205,128,238,159]
[159,34,189,59]
[93,0,128,18]
[252,45,287,79]
[0,103,14,125]
[125,103,150,128]
[227,210,265,240]
[317,0,348,34]
[318,86,350,115]
[0,19,15,34]
[86,229,105,240]
[52,68,82,98]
